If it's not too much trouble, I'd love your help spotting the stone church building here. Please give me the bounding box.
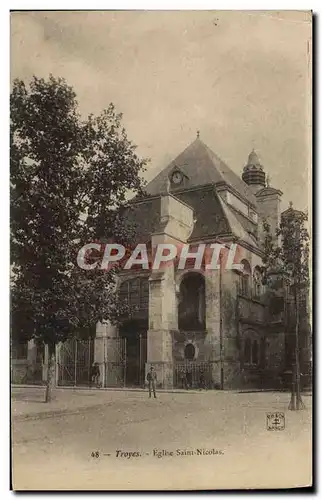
[13,135,309,390]
[94,135,288,390]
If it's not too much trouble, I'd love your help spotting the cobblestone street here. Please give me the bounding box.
[12,388,312,490]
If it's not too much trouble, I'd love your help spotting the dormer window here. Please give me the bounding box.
[171,170,183,185]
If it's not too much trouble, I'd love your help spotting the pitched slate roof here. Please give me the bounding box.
[217,197,259,249]
[226,204,258,240]
[175,187,231,241]
[145,137,257,206]
[126,185,260,253]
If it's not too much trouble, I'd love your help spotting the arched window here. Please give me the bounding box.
[244,333,260,366]
[178,273,206,331]
[253,266,262,299]
[240,260,251,297]
[184,343,195,360]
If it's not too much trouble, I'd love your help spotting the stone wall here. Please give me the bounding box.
[256,191,282,244]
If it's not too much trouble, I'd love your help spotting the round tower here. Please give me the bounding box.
[242,149,266,194]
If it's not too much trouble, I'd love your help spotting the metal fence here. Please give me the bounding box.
[174,362,213,389]
[102,337,127,387]
[57,337,128,388]
[57,338,94,387]
[98,335,146,388]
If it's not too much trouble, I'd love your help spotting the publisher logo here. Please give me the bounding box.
[266,412,285,431]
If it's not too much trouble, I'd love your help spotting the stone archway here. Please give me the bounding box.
[178,272,206,331]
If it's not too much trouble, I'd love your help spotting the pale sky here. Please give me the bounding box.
[10,10,312,211]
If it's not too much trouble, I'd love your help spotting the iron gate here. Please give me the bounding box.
[175,362,213,389]
[57,338,94,386]
[103,336,127,387]
[57,335,147,388]
[102,335,147,387]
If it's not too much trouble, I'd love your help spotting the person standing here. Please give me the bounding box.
[199,370,206,390]
[186,367,192,389]
[91,362,100,388]
[180,368,187,389]
[147,366,157,398]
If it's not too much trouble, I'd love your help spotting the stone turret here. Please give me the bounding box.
[242,149,266,195]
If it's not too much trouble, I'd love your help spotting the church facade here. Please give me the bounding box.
[93,136,288,390]
[12,136,310,390]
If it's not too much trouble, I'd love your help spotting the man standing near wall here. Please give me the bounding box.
[147,366,157,398]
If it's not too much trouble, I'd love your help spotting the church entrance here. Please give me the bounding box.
[119,320,147,387]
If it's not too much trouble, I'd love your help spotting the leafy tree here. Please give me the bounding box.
[82,105,147,244]
[261,205,310,410]
[11,76,147,401]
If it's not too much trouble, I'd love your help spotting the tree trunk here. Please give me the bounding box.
[295,293,305,410]
[45,343,56,403]
[289,288,305,410]
[288,364,296,410]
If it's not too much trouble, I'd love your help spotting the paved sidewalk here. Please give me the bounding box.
[11,385,206,420]
[12,385,312,421]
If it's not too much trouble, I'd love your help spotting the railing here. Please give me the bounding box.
[57,338,94,387]
[174,361,213,389]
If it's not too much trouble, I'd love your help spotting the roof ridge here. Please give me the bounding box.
[205,142,248,183]
[201,141,226,183]
[144,137,258,206]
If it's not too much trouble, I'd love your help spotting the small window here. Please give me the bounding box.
[244,337,260,366]
[184,343,195,361]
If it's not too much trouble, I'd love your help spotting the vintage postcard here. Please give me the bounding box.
[10,10,312,491]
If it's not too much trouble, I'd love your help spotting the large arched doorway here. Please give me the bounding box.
[178,273,206,331]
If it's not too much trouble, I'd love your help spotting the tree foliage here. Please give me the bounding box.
[11,75,147,349]
[261,208,310,292]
